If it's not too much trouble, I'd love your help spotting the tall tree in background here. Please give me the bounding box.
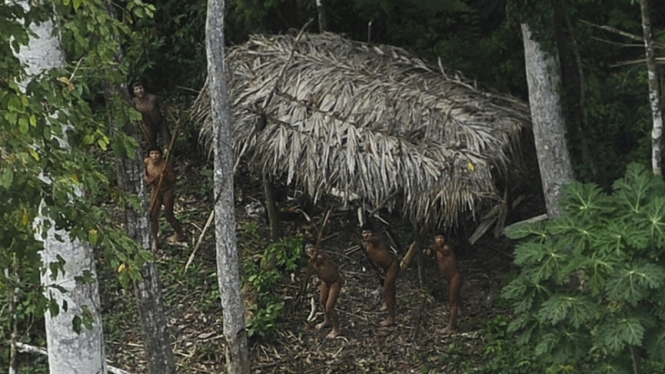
[206,0,250,372]
[18,2,107,373]
[94,0,177,371]
[639,0,663,175]
[317,0,328,32]
[519,6,575,218]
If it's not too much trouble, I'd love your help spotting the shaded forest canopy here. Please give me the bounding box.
[193,32,533,229]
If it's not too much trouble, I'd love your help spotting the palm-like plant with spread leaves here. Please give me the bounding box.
[503,163,665,373]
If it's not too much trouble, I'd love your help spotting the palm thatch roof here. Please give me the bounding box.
[192,32,532,230]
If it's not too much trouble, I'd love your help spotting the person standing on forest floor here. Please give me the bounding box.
[361,223,400,327]
[424,232,463,334]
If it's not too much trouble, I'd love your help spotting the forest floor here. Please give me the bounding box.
[99,157,538,374]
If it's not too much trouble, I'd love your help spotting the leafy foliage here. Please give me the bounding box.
[242,235,303,338]
[0,0,157,369]
[503,163,665,373]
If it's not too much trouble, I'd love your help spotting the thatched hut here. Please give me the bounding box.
[192,32,532,232]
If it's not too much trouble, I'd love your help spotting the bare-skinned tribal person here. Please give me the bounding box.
[144,148,186,250]
[132,81,172,150]
[305,243,343,339]
[361,223,399,326]
[425,232,463,334]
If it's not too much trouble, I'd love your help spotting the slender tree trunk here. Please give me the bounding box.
[521,23,575,218]
[639,0,663,176]
[18,4,107,373]
[316,0,328,32]
[263,174,280,241]
[206,0,250,372]
[99,1,176,370]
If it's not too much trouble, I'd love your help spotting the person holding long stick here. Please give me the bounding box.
[361,223,399,326]
[144,147,186,250]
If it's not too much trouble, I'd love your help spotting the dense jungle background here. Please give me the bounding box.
[3,0,665,373]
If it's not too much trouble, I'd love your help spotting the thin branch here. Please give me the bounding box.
[580,20,665,49]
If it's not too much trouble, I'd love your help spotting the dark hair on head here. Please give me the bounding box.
[434,232,446,238]
[132,80,144,89]
[360,223,374,231]
[147,147,162,155]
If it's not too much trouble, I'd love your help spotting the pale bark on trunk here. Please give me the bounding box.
[206,0,251,372]
[19,4,107,373]
[640,0,663,176]
[99,1,176,370]
[114,122,175,374]
[316,0,328,32]
[521,23,575,218]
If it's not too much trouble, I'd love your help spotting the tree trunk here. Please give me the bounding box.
[206,0,251,373]
[263,174,281,241]
[99,1,176,368]
[521,23,575,218]
[316,0,328,32]
[113,128,175,374]
[38,213,108,374]
[639,0,663,176]
[18,4,107,373]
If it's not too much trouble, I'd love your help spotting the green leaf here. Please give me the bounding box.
[560,182,614,221]
[537,294,597,328]
[514,241,548,266]
[644,197,665,248]
[613,163,663,215]
[606,261,664,305]
[585,254,618,296]
[591,220,627,256]
[645,327,665,362]
[506,221,547,240]
[0,169,14,189]
[7,95,21,111]
[72,315,82,334]
[597,315,645,352]
[19,117,29,133]
[73,0,82,11]
[48,298,59,317]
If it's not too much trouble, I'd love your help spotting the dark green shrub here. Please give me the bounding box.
[502,163,665,373]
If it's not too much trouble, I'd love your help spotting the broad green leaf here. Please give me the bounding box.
[645,327,665,362]
[591,221,627,255]
[28,148,39,161]
[19,117,29,133]
[537,294,597,328]
[560,182,613,221]
[606,261,664,305]
[7,96,21,111]
[514,241,548,266]
[83,134,95,145]
[506,221,547,241]
[73,0,82,11]
[612,163,661,215]
[0,169,14,189]
[597,315,645,352]
[644,197,665,248]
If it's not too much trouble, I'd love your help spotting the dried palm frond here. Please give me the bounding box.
[192,32,532,229]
